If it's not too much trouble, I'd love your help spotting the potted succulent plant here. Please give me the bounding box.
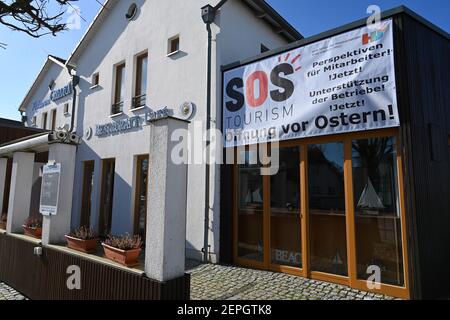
[0,214,7,230]
[102,234,142,267]
[65,226,98,254]
[22,217,42,239]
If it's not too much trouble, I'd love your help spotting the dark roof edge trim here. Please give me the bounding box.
[222,6,449,72]
[245,0,303,41]
[0,132,50,149]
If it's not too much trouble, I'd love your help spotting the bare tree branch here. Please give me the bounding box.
[0,0,79,38]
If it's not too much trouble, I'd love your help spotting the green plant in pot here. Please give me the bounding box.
[102,234,143,267]
[66,226,98,254]
[0,214,7,230]
[22,217,42,239]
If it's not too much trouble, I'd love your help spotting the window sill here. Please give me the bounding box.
[109,112,124,118]
[90,84,100,90]
[130,106,146,112]
[63,112,70,116]
[166,50,180,57]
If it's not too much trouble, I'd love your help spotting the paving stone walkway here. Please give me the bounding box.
[1,262,397,300]
[0,283,26,300]
[186,261,397,300]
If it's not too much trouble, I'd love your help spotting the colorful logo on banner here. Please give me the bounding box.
[362,23,389,45]
[223,19,398,147]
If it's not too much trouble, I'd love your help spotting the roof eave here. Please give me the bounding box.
[241,0,303,42]
[66,0,117,67]
[222,5,449,71]
[18,56,67,112]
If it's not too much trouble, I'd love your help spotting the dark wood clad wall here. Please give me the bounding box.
[0,234,190,300]
[396,14,450,299]
[0,125,42,145]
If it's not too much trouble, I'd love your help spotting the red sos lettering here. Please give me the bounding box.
[226,63,295,112]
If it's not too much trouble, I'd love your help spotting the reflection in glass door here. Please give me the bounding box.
[134,155,149,239]
[308,143,347,276]
[352,137,404,286]
[270,146,302,268]
[237,150,264,262]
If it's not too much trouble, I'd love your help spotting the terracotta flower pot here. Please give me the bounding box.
[23,225,42,239]
[66,235,98,254]
[0,221,6,230]
[102,243,141,267]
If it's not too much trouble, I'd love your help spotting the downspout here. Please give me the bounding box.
[201,0,228,264]
[67,66,80,133]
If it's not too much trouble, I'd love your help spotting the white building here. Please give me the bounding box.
[17,0,301,262]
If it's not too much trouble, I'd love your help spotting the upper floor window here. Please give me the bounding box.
[112,62,125,115]
[42,112,48,130]
[51,109,57,131]
[32,116,37,126]
[168,35,180,56]
[92,73,100,88]
[261,44,269,53]
[133,53,148,109]
[64,103,70,115]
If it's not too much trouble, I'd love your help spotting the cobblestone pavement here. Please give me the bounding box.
[0,283,26,301]
[186,262,397,300]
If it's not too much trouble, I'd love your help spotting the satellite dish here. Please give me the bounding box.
[125,3,138,21]
[179,102,196,120]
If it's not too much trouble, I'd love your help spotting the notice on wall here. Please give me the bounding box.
[40,163,61,216]
[223,19,399,147]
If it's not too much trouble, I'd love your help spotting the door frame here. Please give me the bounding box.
[133,154,149,237]
[99,158,115,237]
[232,128,410,298]
[80,160,95,228]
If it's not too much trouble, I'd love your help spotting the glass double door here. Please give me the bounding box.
[236,144,346,275]
[235,133,408,297]
[236,146,302,270]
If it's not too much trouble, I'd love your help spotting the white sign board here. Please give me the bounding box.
[40,163,61,216]
[223,19,399,147]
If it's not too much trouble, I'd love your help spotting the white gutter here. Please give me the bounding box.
[0,134,51,157]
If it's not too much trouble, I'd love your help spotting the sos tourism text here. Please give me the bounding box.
[224,55,396,145]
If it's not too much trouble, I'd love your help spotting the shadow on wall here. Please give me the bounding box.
[29,153,50,219]
[186,240,203,262]
[74,0,147,138]
[70,140,134,237]
[29,168,43,219]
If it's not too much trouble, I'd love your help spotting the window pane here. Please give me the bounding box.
[170,37,179,53]
[140,56,147,97]
[237,150,264,262]
[352,137,405,286]
[308,143,347,276]
[99,159,115,237]
[115,64,125,104]
[270,146,301,268]
[135,54,148,98]
[42,113,47,129]
[81,161,95,228]
[135,156,148,239]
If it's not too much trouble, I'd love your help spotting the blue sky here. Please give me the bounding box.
[0,0,448,121]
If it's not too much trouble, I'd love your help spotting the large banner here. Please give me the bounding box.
[223,19,399,147]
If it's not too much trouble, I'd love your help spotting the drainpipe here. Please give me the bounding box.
[201,0,228,264]
[67,66,80,133]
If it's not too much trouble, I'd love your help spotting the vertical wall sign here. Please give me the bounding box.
[40,163,61,216]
